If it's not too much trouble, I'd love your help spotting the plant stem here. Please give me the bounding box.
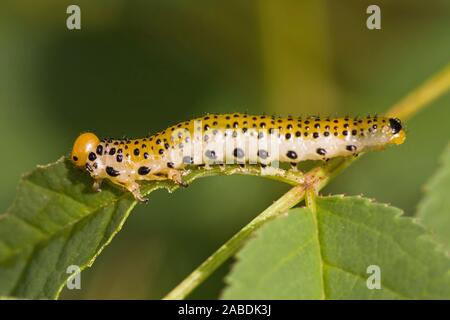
[386,62,450,120]
[163,183,305,300]
[163,61,450,300]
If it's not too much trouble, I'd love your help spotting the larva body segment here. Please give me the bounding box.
[71,113,405,201]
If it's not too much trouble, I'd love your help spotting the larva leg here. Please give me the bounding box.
[167,169,188,187]
[92,179,103,192]
[126,181,147,203]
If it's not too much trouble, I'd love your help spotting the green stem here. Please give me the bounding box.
[163,61,450,300]
[163,183,305,300]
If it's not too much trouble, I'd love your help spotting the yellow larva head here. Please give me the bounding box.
[71,132,100,168]
[388,118,406,145]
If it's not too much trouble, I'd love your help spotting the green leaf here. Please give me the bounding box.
[417,144,450,251]
[0,157,303,299]
[222,196,450,299]
[0,157,168,299]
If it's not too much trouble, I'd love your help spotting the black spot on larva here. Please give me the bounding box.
[304,120,310,124]
[183,156,193,164]
[389,118,402,134]
[116,154,123,162]
[351,129,357,136]
[343,130,348,136]
[72,156,78,161]
[257,149,268,159]
[295,131,301,137]
[143,152,149,159]
[204,135,209,142]
[134,140,139,145]
[346,145,357,152]
[213,121,218,126]
[260,122,266,128]
[204,124,209,131]
[93,162,98,169]
[165,143,170,149]
[324,131,330,137]
[258,132,264,139]
[226,116,231,120]
[133,148,140,156]
[333,119,339,123]
[313,132,319,139]
[233,122,239,128]
[314,123,320,129]
[204,116,210,120]
[142,144,146,149]
[232,131,238,138]
[96,145,103,155]
[233,148,245,159]
[242,127,248,133]
[109,148,116,155]
[286,150,298,160]
[316,148,327,156]
[159,149,164,155]
[167,162,174,168]
[343,123,349,129]
[85,163,93,172]
[138,166,151,175]
[205,150,217,160]
[88,152,97,161]
[304,132,308,137]
[285,133,291,139]
[156,139,161,145]
[269,128,275,134]
[106,166,120,177]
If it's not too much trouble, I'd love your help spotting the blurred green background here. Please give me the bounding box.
[0,0,449,299]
